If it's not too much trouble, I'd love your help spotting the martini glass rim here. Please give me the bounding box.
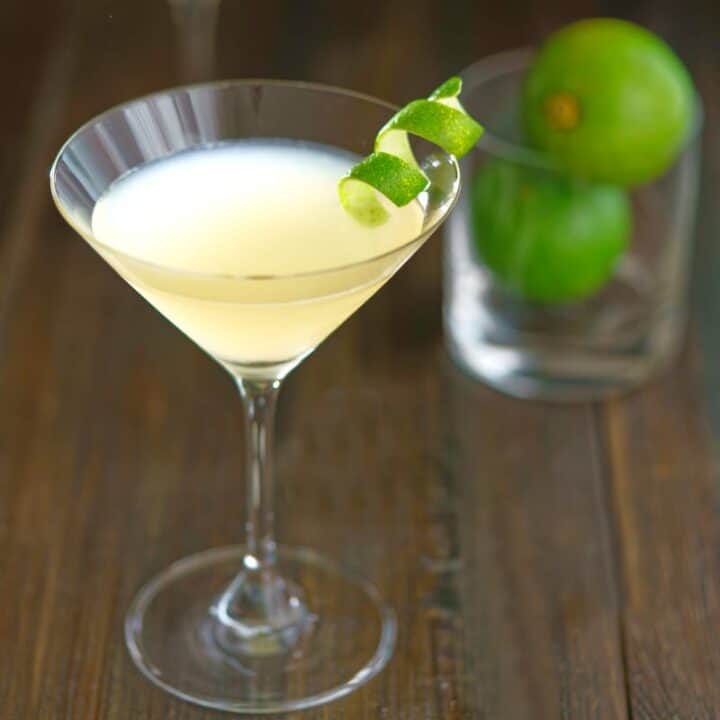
[49,78,461,284]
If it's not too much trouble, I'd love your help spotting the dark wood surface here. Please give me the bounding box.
[2,0,720,718]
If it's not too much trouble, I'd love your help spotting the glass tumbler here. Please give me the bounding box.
[444,49,702,401]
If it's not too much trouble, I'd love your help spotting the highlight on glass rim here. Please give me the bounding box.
[1,2,711,717]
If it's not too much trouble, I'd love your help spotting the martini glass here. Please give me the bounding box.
[50,80,460,713]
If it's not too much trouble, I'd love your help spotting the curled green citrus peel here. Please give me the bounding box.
[339,77,483,226]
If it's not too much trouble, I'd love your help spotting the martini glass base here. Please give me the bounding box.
[125,545,397,713]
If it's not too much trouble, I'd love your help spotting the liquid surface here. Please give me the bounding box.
[91,140,425,370]
[92,140,423,276]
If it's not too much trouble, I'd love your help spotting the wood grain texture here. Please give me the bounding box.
[597,2,720,718]
[603,343,720,720]
[2,0,720,718]
[451,372,627,720]
[0,0,71,235]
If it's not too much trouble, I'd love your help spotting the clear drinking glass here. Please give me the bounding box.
[50,81,459,713]
[445,49,702,401]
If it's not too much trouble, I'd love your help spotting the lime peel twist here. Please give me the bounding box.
[338,77,484,226]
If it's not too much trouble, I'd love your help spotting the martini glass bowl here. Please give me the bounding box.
[50,80,460,714]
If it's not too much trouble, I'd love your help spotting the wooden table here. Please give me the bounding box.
[2,0,719,717]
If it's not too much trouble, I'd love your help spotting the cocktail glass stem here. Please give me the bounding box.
[212,376,310,657]
[238,377,279,571]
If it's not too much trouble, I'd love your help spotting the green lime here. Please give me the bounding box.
[523,18,695,186]
[471,159,631,304]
